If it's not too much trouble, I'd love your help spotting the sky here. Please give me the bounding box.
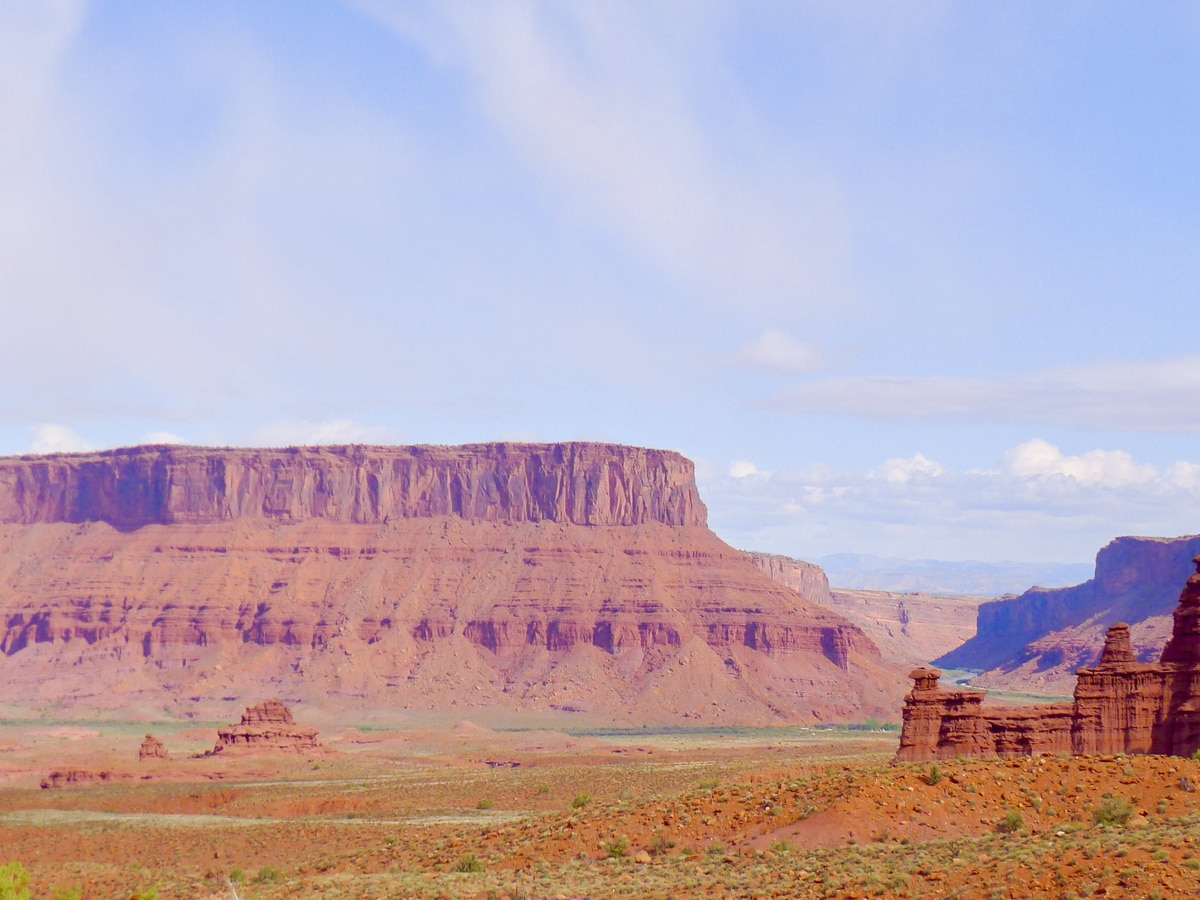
[2,1,1199,564]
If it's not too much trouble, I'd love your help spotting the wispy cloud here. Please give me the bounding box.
[728,330,827,375]
[358,0,851,309]
[767,354,1200,433]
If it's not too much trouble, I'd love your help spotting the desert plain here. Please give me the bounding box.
[4,713,1200,899]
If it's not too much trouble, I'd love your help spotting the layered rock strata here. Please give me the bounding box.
[0,443,900,724]
[897,557,1200,761]
[938,535,1200,695]
[747,552,982,667]
[211,700,323,755]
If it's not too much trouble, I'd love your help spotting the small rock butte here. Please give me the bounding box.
[210,700,323,756]
[897,555,1200,760]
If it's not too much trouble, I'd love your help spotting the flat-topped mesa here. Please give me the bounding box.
[0,443,706,529]
[898,557,1200,761]
[211,701,324,756]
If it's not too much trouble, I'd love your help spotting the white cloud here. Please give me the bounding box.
[728,330,826,374]
[250,419,402,447]
[767,354,1200,433]
[29,424,91,455]
[729,459,762,478]
[870,452,943,484]
[700,440,1200,562]
[141,431,186,446]
[1002,439,1157,488]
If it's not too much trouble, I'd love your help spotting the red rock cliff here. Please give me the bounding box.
[0,443,901,726]
[0,443,706,529]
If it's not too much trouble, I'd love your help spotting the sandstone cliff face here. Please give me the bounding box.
[747,552,981,667]
[210,700,323,756]
[0,443,705,529]
[0,444,900,725]
[898,562,1200,762]
[937,535,1200,694]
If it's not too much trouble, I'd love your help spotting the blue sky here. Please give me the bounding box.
[2,1,1199,563]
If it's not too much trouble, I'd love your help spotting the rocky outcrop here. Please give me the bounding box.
[211,701,323,756]
[0,443,705,528]
[0,443,902,726]
[897,557,1200,761]
[138,734,167,761]
[745,553,834,606]
[938,535,1200,694]
[40,769,131,789]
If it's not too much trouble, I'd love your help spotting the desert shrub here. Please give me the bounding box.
[1093,796,1134,826]
[228,868,246,884]
[53,890,82,900]
[0,863,30,900]
[452,852,484,873]
[649,831,675,856]
[477,799,495,810]
[1191,748,1200,762]
[770,840,792,854]
[571,793,592,809]
[256,865,282,883]
[698,777,720,790]
[707,841,726,857]
[1180,775,1196,793]
[926,765,943,786]
[603,837,629,859]
[997,811,1024,834]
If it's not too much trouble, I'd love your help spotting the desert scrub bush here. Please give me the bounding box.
[649,831,675,856]
[770,839,793,854]
[698,777,720,790]
[707,841,726,857]
[53,890,82,900]
[926,764,943,786]
[998,811,1024,834]
[452,852,484,873]
[571,793,592,809]
[477,799,495,810]
[255,865,282,883]
[0,863,30,900]
[603,837,629,859]
[228,868,246,884]
[1093,796,1134,826]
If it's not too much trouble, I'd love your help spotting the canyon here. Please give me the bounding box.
[938,534,1200,695]
[0,443,901,725]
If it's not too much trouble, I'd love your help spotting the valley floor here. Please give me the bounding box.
[2,722,1200,898]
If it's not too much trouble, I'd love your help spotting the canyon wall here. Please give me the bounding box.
[897,559,1200,761]
[937,535,1200,695]
[0,444,902,725]
[748,552,981,667]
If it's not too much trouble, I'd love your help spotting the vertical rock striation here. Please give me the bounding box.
[897,557,1200,760]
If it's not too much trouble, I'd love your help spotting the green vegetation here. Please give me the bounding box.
[255,865,282,883]
[1093,796,1135,826]
[998,810,1024,833]
[603,837,629,858]
[452,852,484,873]
[0,863,30,900]
[926,764,943,786]
[477,799,495,810]
[571,793,592,809]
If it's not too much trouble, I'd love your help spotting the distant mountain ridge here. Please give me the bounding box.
[818,553,1093,596]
